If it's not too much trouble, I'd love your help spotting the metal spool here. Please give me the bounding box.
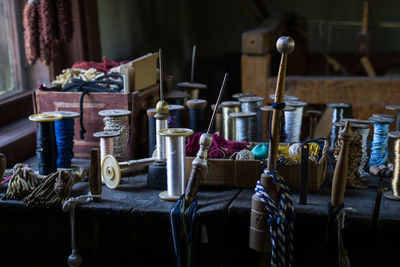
[239,96,264,141]
[221,101,241,141]
[158,128,193,201]
[260,105,295,142]
[327,103,351,151]
[229,111,256,142]
[101,155,156,189]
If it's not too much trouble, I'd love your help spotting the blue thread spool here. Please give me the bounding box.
[368,116,394,167]
[147,108,157,157]
[327,103,351,151]
[187,99,208,132]
[29,113,62,175]
[168,104,184,128]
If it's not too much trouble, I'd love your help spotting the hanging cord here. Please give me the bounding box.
[368,123,390,167]
[103,116,130,161]
[63,194,101,267]
[55,118,75,168]
[61,74,123,139]
[37,121,58,175]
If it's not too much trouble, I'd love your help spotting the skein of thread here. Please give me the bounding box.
[239,96,264,141]
[99,109,131,161]
[388,132,400,197]
[229,111,256,142]
[93,131,119,167]
[284,101,307,143]
[29,113,61,175]
[327,103,350,151]
[260,105,295,142]
[51,111,79,168]
[187,99,207,132]
[147,108,157,157]
[211,104,223,134]
[168,104,184,128]
[221,101,241,141]
[368,116,394,167]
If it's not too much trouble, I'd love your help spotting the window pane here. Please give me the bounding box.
[0,0,14,97]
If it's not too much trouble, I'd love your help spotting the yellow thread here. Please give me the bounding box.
[392,139,400,196]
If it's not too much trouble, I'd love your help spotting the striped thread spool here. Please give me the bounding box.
[187,99,208,132]
[229,111,256,142]
[284,101,307,143]
[221,101,241,141]
[239,96,264,141]
[327,103,350,151]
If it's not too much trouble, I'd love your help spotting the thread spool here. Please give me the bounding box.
[45,111,79,169]
[229,111,256,142]
[232,92,255,100]
[99,109,131,161]
[372,113,395,119]
[335,121,369,182]
[221,101,241,141]
[154,101,170,160]
[260,105,295,142]
[384,131,400,200]
[386,105,400,131]
[211,104,223,134]
[342,118,373,176]
[239,96,264,141]
[168,104,184,128]
[158,128,193,201]
[147,108,157,157]
[187,99,208,132]
[29,113,62,176]
[101,155,156,189]
[368,116,394,167]
[284,100,307,143]
[165,90,190,105]
[268,94,299,101]
[93,131,120,182]
[327,103,351,151]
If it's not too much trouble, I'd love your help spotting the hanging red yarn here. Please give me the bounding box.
[55,0,73,42]
[23,0,40,65]
[40,0,58,44]
[186,132,248,159]
[37,3,52,64]
[72,56,129,74]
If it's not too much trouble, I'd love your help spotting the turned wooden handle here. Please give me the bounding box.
[361,0,369,34]
[0,153,6,183]
[331,121,353,208]
[89,148,102,201]
[185,163,207,204]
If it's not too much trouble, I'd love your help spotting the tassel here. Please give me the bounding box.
[23,0,40,65]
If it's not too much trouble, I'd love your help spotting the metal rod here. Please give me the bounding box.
[159,48,163,101]
[191,45,196,83]
[207,73,228,134]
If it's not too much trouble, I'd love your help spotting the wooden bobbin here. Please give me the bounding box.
[176,82,207,100]
[260,105,295,141]
[102,155,156,189]
[327,103,351,109]
[0,153,6,183]
[89,148,102,201]
[384,131,400,201]
[386,105,400,131]
[250,36,295,254]
[211,104,223,134]
[368,116,394,125]
[93,131,120,173]
[29,113,62,122]
[331,121,354,208]
[285,100,307,108]
[165,90,190,104]
[342,118,374,126]
[98,109,131,118]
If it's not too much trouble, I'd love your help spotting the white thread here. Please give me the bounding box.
[284,107,304,143]
[156,119,168,160]
[103,116,130,161]
[99,137,114,166]
[165,136,187,197]
[240,99,263,141]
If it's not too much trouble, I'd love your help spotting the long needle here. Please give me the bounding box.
[207,73,228,134]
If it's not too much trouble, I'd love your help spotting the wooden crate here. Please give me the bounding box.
[34,84,159,159]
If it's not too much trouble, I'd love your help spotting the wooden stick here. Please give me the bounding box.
[361,0,369,34]
[360,56,376,77]
[89,148,102,201]
[331,121,354,208]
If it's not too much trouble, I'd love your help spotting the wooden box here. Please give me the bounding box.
[34,84,159,159]
[185,157,263,188]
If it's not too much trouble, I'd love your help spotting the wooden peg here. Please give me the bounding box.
[89,148,102,201]
[331,121,354,208]
[306,110,322,139]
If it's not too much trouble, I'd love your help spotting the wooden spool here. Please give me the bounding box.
[89,148,102,201]
[260,105,295,142]
[176,82,207,100]
[101,155,156,189]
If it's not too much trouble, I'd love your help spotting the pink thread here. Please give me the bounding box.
[186,132,248,158]
[72,56,129,74]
